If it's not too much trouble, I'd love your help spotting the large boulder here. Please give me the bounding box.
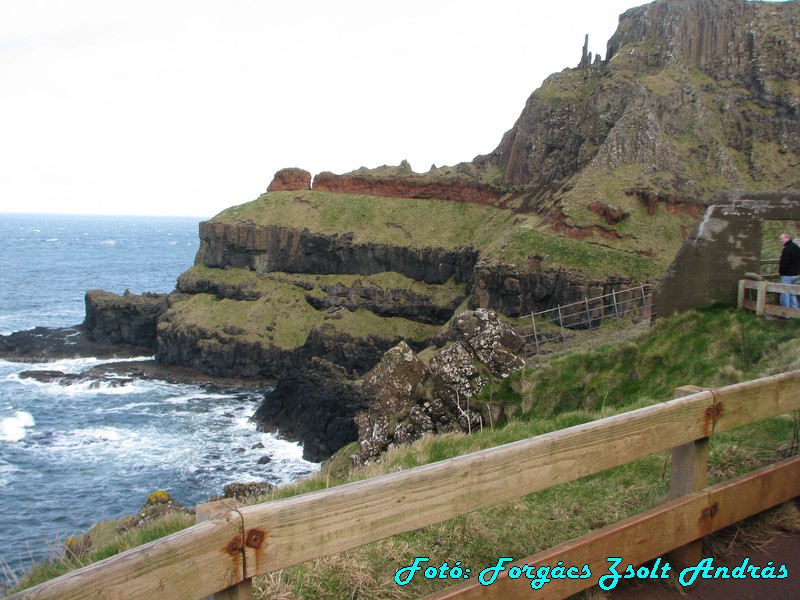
[452,309,526,375]
[355,310,527,462]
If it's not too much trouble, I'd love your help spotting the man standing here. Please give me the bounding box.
[778,232,800,309]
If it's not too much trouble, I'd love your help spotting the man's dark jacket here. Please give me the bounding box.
[779,239,800,276]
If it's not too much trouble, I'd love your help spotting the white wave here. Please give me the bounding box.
[101,239,118,246]
[46,427,131,451]
[2,355,154,376]
[73,427,123,442]
[0,461,21,486]
[164,396,192,405]
[44,238,58,242]
[0,411,35,442]
[93,401,159,414]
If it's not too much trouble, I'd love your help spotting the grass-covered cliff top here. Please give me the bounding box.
[213,190,511,251]
[168,266,453,351]
[211,190,665,280]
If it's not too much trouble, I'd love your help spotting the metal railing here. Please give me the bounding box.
[519,283,653,358]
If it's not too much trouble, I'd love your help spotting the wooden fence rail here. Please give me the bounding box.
[738,278,800,318]
[7,371,800,600]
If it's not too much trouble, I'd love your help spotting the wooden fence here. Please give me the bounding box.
[738,278,800,318]
[7,371,800,600]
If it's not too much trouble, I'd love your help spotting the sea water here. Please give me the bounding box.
[0,214,318,586]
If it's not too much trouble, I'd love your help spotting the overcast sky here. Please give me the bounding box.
[0,0,751,218]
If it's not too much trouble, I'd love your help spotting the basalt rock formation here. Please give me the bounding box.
[195,221,479,285]
[84,290,170,350]
[267,161,508,207]
[479,0,800,225]
[356,310,526,463]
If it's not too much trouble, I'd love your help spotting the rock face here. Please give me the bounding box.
[84,290,170,350]
[312,168,504,206]
[252,358,373,462]
[304,280,465,325]
[266,168,312,192]
[355,310,526,462]
[471,263,636,317]
[478,0,800,213]
[195,221,478,285]
[265,162,506,205]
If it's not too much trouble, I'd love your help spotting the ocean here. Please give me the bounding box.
[0,213,318,587]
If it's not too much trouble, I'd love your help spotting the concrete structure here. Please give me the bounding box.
[653,191,800,317]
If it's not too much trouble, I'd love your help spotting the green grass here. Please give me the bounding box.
[489,226,657,280]
[212,191,515,251]
[494,305,800,418]
[166,266,459,352]
[6,306,798,598]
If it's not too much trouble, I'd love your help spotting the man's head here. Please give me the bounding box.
[780,232,793,246]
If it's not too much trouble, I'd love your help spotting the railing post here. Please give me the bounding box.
[557,304,566,351]
[530,312,540,357]
[197,500,253,600]
[667,385,709,570]
[755,280,768,316]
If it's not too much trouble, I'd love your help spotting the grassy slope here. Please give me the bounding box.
[9,306,799,597]
[165,266,452,351]
[213,191,513,251]
[210,191,667,280]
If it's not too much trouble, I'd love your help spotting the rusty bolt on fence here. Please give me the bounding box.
[246,529,266,549]
[227,537,243,554]
[701,503,720,520]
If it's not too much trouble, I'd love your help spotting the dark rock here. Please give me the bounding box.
[257,455,272,464]
[84,290,170,349]
[471,261,634,318]
[220,481,274,502]
[252,358,373,462]
[18,370,77,384]
[195,222,479,285]
[305,280,464,325]
[0,326,147,362]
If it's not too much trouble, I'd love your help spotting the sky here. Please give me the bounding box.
[0,0,712,218]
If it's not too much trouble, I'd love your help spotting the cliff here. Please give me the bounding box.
[10,0,797,461]
[480,0,800,243]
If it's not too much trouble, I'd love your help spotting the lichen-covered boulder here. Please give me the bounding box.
[356,342,432,460]
[362,341,428,411]
[453,309,526,376]
[429,341,484,400]
[356,310,527,462]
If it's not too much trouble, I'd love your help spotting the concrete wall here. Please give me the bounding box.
[653,191,800,317]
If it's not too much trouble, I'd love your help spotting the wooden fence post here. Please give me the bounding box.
[667,385,709,569]
[755,281,768,316]
[197,500,253,600]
